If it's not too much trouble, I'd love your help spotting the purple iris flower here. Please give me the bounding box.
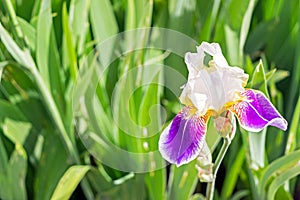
[159,42,288,166]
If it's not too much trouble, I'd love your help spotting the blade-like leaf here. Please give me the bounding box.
[36,0,52,87]
[69,0,90,54]
[17,17,36,51]
[3,118,31,145]
[0,22,35,69]
[50,165,90,200]
[9,144,28,200]
[62,2,78,81]
[34,128,70,200]
[267,164,300,200]
[167,160,198,200]
[90,0,118,43]
[258,150,300,197]
[0,135,10,200]
[285,96,300,153]
[221,146,245,199]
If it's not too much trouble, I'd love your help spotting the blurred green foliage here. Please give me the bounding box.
[0,0,299,199]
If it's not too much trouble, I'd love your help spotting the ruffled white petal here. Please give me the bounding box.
[181,42,249,114]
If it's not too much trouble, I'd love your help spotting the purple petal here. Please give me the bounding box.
[158,107,209,166]
[230,89,288,132]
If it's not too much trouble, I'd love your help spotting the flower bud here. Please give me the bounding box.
[195,142,214,182]
[213,111,236,140]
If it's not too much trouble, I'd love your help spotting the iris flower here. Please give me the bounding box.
[159,42,288,166]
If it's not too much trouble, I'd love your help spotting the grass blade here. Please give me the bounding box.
[34,127,69,200]
[167,160,198,200]
[90,0,118,43]
[50,165,90,200]
[69,0,90,55]
[2,0,25,46]
[0,135,10,200]
[258,150,300,197]
[267,164,300,200]
[62,2,78,81]
[0,22,35,69]
[17,17,36,51]
[3,118,31,145]
[9,144,28,200]
[285,96,300,153]
[220,146,245,199]
[36,0,52,87]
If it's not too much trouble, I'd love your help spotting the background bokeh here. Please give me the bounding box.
[0,0,299,199]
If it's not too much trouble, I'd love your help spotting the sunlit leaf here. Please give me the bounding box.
[50,165,90,200]
[3,118,31,145]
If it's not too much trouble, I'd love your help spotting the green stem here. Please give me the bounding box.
[206,137,231,200]
[3,0,25,45]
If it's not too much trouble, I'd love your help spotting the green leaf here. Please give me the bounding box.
[250,60,268,96]
[34,128,70,200]
[167,160,198,200]
[263,2,299,67]
[206,119,221,153]
[9,144,28,200]
[287,6,300,119]
[3,118,31,145]
[167,0,196,37]
[1,0,26,46]
[267,164,300,200]
[274,186,293,200]
[197,0,221,42]
[0,99,26,121]
[268,69,289,84]
[189,193,206,200]
[69,0,90,54]
[221,146,245,199]
[0,61,8,82]
[125,0,153,31]
[36,0,52,87]
[86,167,115,193]
[214,0,258,65]
[90,0,118,43]
[224,24,239,65]
[145,169,166,200]
[89,0,118,83]
[138,71,162,130]
[0,22,35,69]
[0,135,10,200]
[230,190,250,200]
[50,165,90,200]
[0,139,28,200]
[118,174,146,200]
[239,0,256,56]
[0,64,47,131]
[258,150,300,197]
[139,57,166,200]
[17,17,36,51]
[285,96,300,154]
[62,2,78,81]
[48,28,65,113]
[245,19,279,55]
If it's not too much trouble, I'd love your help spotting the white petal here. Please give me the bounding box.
[198,42,222,56]
[180,42,249,114]
[184,51,204,79]
[199,42,229,68]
